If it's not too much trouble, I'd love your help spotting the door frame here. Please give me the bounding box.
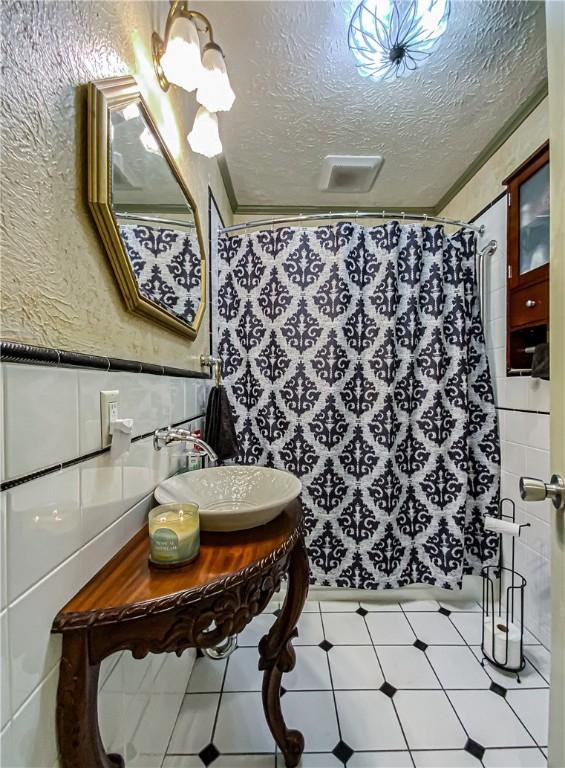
[546,2,565,766]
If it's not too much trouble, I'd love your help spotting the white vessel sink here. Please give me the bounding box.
[154,466,302,532]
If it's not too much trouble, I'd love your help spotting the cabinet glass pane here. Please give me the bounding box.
[519,162,550,275]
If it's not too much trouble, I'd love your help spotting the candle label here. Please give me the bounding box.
[151,527,199,563]
[187,453,202,471]
[151,528,180,562]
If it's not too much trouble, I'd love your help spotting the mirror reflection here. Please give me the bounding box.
[110,103,202,326]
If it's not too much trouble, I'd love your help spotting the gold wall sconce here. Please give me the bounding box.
[152,0,235,158]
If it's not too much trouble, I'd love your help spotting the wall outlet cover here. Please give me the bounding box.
[100,390,120,448]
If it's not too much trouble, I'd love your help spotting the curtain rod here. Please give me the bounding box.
[219,211,486,236]
[115,211,196,229]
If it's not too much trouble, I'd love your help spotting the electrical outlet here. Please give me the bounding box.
[100,390,120,448]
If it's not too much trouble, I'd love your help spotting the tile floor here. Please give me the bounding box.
[158,599,550,768]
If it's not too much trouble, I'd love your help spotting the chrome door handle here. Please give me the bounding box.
[520,475,565,511]
[525,299,536,308]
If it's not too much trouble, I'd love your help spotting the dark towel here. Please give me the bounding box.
[204,385,239,462]
[531,343,549,380]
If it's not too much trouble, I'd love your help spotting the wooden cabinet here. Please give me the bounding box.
[509,281,549,329]
[504,141,549,374]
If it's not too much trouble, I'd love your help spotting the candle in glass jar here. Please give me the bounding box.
[148,503,200,568]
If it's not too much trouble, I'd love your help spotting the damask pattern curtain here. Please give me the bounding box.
[119,224,201,324]
[217,222,500,589]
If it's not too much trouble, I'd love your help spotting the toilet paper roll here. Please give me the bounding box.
[483,617,522,669]
[483,516,521,537]
[110,417,133,459]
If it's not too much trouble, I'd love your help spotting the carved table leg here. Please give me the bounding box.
[57,631,124,768]
[258,538,309,768]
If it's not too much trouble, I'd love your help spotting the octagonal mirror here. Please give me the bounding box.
[88,75,206,338]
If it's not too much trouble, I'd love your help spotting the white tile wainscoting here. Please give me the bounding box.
[477,197,551,649]
[0,360,211,767]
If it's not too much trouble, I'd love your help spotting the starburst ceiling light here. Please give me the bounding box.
[152,0,235,157]
[349,0,451,82]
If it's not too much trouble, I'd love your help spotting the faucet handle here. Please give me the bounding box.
[154,426,190,450]
[153,427,217,464]
[154,426,212,453]
[153,427,169,451]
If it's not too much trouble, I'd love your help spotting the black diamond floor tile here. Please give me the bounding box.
[196,648,204,658]
[438,606,451,616]
[332,740,354,763]
[413,639,428,652]
[280,685,287,697]
[379,681,397,698]
[489,681,507,698]
[464,738,485,760]
[356,606,368,617]
[198,743,220,766]
[273,608,282,617]
[319,639,333,652]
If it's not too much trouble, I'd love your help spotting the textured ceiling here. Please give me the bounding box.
[198,0,547,209]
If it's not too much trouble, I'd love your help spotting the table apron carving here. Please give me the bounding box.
[86,555,291,663]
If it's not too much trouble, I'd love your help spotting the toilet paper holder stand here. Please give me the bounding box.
[480,498,529,680]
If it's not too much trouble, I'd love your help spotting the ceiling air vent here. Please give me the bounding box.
[318,155,384,193]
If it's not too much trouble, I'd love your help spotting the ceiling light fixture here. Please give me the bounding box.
[158,14,203,94]
[188,107,223,158]
[152,1,235,158]
[349,0,451,82]
[197,43,236,113]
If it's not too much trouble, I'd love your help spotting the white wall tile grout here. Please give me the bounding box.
[0,364,210,765]
[477,197,551,648]
[1,363,212,484]
[0,361,211,764]
[6,487,152,611]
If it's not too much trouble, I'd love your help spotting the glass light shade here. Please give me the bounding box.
[139,126,160,155]
[196,44,236,112]
[349,0,451,82]
[160,16,203,93]
[122,103,140,121]
[188,107,223,158]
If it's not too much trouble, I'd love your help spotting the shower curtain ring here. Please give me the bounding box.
[402,211,406,221]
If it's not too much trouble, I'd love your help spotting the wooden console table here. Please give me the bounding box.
[52,500,308,768]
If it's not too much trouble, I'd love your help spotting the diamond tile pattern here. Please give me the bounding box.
[332,740,355,763]
[490,681,508,698]
[380,681,398,698]
[464,737,486,760]
[161,599,548,766]
[199,743,220,766]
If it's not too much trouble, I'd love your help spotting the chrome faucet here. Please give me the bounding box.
[153,427,218,465]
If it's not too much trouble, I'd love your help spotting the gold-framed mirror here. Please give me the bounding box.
[88,75,206,339]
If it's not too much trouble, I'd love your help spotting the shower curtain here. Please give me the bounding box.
[217,222,500,589]
[119,224,202,324]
